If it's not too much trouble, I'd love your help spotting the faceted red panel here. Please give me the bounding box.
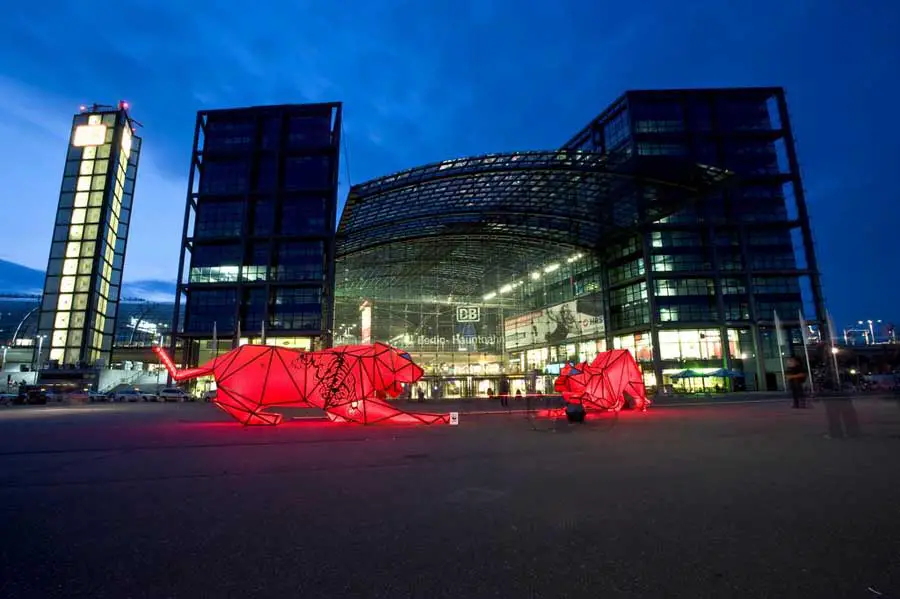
[153,343,448,426]
[553,349,650,412]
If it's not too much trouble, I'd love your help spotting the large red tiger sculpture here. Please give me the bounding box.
[153,343,449,426]
[553,349,650,412]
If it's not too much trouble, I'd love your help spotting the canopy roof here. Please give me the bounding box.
[336,150,730,298]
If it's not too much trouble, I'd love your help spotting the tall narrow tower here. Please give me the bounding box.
[38,102,142,369]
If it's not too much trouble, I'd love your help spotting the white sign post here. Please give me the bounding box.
[449,412,459,426]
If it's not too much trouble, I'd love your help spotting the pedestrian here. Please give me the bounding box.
[785,357,808,409]
[499,376,510,408]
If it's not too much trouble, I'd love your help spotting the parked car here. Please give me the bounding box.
[111,389,156,402]
[158,387,191,402]
[88,391,109,402]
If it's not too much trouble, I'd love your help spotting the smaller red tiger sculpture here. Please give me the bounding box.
[553,349,650,412]
[154,343,449,426]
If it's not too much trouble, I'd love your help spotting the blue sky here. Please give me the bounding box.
[0,0,897,326]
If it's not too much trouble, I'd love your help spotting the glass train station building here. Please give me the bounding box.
[173,87,824,396]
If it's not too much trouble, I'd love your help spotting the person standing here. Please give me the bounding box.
[785,356,808,409]
[498,376,510,408]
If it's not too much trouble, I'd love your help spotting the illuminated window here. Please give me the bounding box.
[57,294,73,310]
[91,176,106,191]
[68,330,83,346]
[49,348,65,362]
[76,277,91,293]
[608,258,645,284]
[80,241,96,257]
[69,225,84,240]
[65,348,81,364]
[121,126,132,159]
[78,259,93,275]
[65,242,81,258]
[97,144,110,159]
[658,330,722,361]
[74,294,88,310]
[50,330,68,347]
[77,176,91,191]
[654,278,715,297]
[62,259,78,275]
[74,192,89,208]
[86,208,101,223]
[72,208,86,224]
[88,192,103,207]
[55,312,71,329]
[79,161,94,176]
[71,311,86,328]
[61,276,76,293]
[83,146,97,159]
[88,114,102,125]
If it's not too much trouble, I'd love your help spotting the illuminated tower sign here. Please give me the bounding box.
[37,102,141,368]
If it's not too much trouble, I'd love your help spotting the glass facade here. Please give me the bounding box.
[335,87,823,397]
[335,148,731,399]
[563,88,824,391]
[172,103,341,367]
[37,106,141,367]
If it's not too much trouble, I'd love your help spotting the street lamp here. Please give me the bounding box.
[34,335,46,372]
[1,346,7,389]
[867,320,875,344]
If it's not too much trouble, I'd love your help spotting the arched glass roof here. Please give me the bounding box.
[336,150,730,298]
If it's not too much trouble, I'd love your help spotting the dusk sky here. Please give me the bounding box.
[0,0,897,327]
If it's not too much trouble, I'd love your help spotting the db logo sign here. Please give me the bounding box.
[456,307,480,322]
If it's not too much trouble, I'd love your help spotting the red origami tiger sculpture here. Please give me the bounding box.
[554,349,650,412]
[153,342,449,426]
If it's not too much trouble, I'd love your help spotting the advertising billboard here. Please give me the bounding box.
[504,295,605,350]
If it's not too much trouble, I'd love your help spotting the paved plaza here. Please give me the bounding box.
[1,398,899,598]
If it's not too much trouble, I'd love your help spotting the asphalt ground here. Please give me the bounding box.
[1,397,899,598]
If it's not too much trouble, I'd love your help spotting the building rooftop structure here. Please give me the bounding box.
[337,151,731,297]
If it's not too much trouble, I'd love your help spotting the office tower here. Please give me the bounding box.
[38,102,141,369]
[172,103,342,367]
[563,87,824,390]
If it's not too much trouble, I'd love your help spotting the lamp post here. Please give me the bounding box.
[867,320,875,345]
[34,335,46,372]
[2,346,7,390]
[830,346,841,390]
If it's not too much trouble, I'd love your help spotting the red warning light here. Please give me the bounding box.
[120,101,129,110]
